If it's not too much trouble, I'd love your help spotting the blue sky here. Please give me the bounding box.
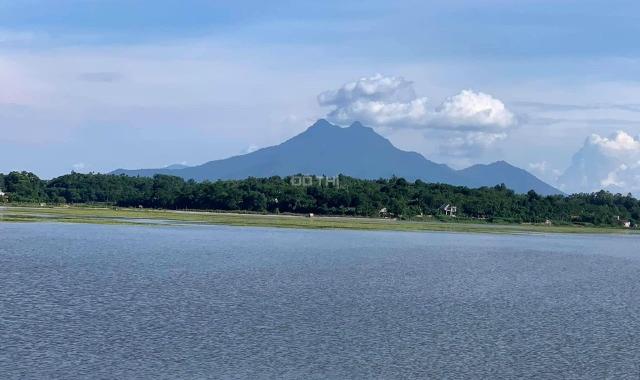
[2,0,640,191]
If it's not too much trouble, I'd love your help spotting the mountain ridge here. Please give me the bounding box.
[112,119,563,195]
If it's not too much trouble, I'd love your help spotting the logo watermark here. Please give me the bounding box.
[290,175,340,188]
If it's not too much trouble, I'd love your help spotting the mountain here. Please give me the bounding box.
[112,119,563,195]
[113,120,458,183]
[458,161,563,195]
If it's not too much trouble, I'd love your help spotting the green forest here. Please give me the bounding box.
[1,171,639,227]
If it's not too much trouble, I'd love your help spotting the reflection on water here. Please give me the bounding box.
[1,222,639,379]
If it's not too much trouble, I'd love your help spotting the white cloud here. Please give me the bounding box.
[587,131,640,157]
[559,131,640,194]
[442,132,508,157]
[527,161,563,183]
[528,161,548,174]
[326,98,430,127]
[598,162,640,192]
[431,90,516,132]
[319,74,518,156]
[318,73,416,106]
[600,167,626,188]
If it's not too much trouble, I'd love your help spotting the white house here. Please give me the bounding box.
[440,204,457,217]
[623,221,632,228]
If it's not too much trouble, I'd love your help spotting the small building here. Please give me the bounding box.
[544,219,552,225]
[308,213,314,218]
[439,204,457,217]
[623,220,632,228]
[379,207,396,218]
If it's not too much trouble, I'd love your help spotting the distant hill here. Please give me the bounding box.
[457,161,562,196]
[112,119,563,195]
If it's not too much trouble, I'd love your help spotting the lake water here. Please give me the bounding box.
[1,222,640,379]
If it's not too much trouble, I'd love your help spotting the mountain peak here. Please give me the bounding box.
[308,119,335,130]
[469,161,515,170]
[490,160,512,167]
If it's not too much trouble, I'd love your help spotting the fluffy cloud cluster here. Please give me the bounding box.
[558,131,640,194]
[318,74,517,156]
[431,90,516,131]
[587,131,640,158]
[318,74,416,106]
[325,97,430,127]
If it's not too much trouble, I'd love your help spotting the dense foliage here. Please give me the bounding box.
[1,171,639,226]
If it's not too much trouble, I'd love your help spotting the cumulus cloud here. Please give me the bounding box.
[587,131,640,157]
[319,74,517,156]
[326,97,430,127]
[558,131,640,194]
[318,73,416,106]
[431,90,516,132]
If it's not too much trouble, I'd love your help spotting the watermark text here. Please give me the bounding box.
[290,175,340,188]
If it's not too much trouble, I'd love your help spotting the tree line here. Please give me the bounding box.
[1,171,639,226]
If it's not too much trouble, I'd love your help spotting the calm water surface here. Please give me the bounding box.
[1,222,640,379]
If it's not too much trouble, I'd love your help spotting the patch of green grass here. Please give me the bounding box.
[1,205,637,235]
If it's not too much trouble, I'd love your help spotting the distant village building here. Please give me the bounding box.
[544,219,552,225]
[623,221,632,228]
[439,204,457,217]
[379,207,392,218]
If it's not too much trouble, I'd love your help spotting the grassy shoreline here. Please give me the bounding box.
[1,205,638,235]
